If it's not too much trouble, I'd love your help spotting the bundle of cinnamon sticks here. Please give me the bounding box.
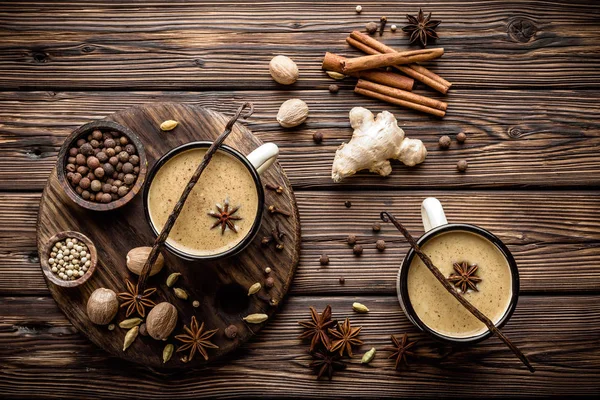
[322,31,452,117]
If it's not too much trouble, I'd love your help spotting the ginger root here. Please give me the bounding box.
[331,107,427,182]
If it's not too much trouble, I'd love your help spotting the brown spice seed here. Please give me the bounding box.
[353,244,363,256]
[347,234,357,245]
[344,201,352,208]
[265,277,275,288]
[328,84,339,93]
[225,324,238,339]
[457,132,467,143]
[366,21,378,34]
[439,135,451,149]
[313,132,323,143]
[372,223,381,232]
[139,323,148,336]
[319,254,330,265]
[457,159,468,172]
[339,277,345,284]
[376,239,386,251]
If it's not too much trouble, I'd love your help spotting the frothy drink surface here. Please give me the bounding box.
[407,230,513,338]
[148,148,259,256]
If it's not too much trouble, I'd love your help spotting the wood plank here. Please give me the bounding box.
[3,191,599,296]
[1,295,598,398]
[1,90,599,190]
[0,1,599,89]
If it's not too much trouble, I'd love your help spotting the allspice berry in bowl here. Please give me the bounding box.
[40,230,98,288]
[56,120,147,211]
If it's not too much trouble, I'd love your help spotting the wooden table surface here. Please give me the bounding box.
[1,1,599,398]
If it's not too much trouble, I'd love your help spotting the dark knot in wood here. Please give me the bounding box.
[194,59,205,68]
[28,148,43,159]
[507,127,525,139]
[81,45,96,53]
[507,18,537,43]
[32,51,49,63]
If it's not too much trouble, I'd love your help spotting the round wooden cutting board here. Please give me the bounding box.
[37,103,300,368]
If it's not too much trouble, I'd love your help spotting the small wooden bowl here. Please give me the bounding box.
[40,231,98,288]
[56,120,147,211]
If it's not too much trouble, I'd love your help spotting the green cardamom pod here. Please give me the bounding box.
[123,326,139,351]
[243,313,268,324]
[173,287,188,300]
[326,71,346,80]
[160,120,178,131]
[166,272,181,288]
[163,343,174,364]
[352,302,369,313]
[119,317,142,329]
[247,282,261,296]
[361,347,376,364]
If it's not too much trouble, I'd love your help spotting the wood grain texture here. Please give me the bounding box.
[4,191,599,296]
[37,104,301,368]
[1,90,599,190]
[1,295,599,398]
[0,1,599,89]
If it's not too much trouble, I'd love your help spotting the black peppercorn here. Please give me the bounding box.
[313,132,323,144]
[372,223,381,232]
[339,277,345,284]
[319,254,330,265]
[344,201,352,208]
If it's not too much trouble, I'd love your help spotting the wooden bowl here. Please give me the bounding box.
[56,120,147,211]
[40,231,98,288]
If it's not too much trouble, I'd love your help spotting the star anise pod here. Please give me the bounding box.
[309,349,346,380]
[448,261,482,293]
[384,333,418,370]
[208,198,242,234]
[117,279,157,317]
[328,317,363,357]
[175,316,219,361]
[298,305,336,351]
[402,8,441,47]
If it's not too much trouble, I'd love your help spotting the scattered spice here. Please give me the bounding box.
[265,183,284,194]
[225,324,238,339]
[347,234,357,245]
[265,277,275,289]
[166,272,181,288]
[355,5,362,13]
[313,132,324,143]
[160,120,178,131]
[353,244,363,256]
[457,159,468,172]
[376,239,386,251]
[122,326,139,352]
[175,316,218,361]
[243,313,269,324]
[339,277,345,284]
[117,279,157,317]
[319,254,330,265]
[390,24,397,32]
[139,323,148,336]
[47,237,91,281]
[174,287,189,300]
[262,222,286,250]
[361,347,377,364]
[193,300,200,308]
[298,305,336,351]
[119,317,142,329]
[372,222,381,232]
[344,201,352,208]
[448,261,482,293]
[456,132,467,143]
[402,8,441,47]
[384,333,418,370]
[208,199,242,234]
[108,323,115,331]
[326,71,346,80]
[365,22,378,34]
[248,282,262,296]
[328,84,339,94]
[379,16,387,36]
[265,267,272,274]
[268,205,291,217]
[352,302,369,313]
[438,135,451,149]
[257,293,273,304]
[328,318,363,357]
[163,343,174,364]
[309,349,346,380]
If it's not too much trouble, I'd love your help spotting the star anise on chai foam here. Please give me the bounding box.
[384,333,418,370]
[402,8,441,47]
[175,316,219,361]
[208,198,242,234]
[117,279,157,317]
[298,305,337,351]
[309,349,347,380]
[328,317,363,357]
[448,261,482,293]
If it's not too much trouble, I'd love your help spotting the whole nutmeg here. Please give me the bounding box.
[277,99,309,128]
[87,288,118,325]
[269,55,299,85]
[146,302,178,341]
[126,246,164,276]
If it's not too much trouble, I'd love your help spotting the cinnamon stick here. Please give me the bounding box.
[347,31,451,94]
[342,48,444,74]
[136,103,254,291]
[356,79,447,111]
[380,211,535,373]
[322,52,414,91]
[355,87,446,118]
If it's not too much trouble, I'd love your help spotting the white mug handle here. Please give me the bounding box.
[246,143,279,175]
[421,197,448,232]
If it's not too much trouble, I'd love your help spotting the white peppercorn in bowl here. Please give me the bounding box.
[40,231,98,288]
